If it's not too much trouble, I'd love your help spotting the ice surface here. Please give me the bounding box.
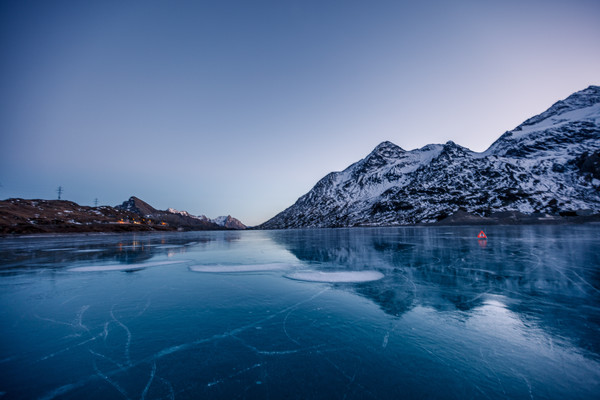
[189,263,292,273]
[69,260,187,272]
[2,227,600,400]
[285,270,384,283]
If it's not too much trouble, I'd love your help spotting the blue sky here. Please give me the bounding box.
[1,0,599,226]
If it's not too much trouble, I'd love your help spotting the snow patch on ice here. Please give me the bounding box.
[189,263,292,273]
[42,248,75,252]
[285,270,384,283]
[69,260,187,272]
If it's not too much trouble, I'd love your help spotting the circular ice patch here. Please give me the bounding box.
[189,263,291,273]
[69,260,187,272]
[285,270,384,283]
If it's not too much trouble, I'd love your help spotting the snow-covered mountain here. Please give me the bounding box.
[116,197,246,230]
[261,86,600,228]
[212,215,247,229]
[166,208,210,222]
[166,208,246,229]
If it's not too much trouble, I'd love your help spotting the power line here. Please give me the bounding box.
[57,186,63,200]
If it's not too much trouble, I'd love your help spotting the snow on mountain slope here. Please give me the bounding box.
[211,215,247,229]
[261,86,600,229]
[164,209,246,229]
[212,216,228,226]
[166,208,209,221]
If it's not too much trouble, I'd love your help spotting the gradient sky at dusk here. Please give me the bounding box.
[1,0,599,226]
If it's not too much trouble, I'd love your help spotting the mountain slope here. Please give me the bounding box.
[116,197,223,230]
[0,196,248,234]
[261,86,600,228]
[0,198,174,234]
[212,215,247,229]
[116,196,159,216]
[116,197,247,230]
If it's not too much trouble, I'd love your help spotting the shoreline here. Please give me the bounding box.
[3,218,600,237]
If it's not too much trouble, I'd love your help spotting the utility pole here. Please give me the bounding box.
[94,198,99,207]
[57,186,63,200]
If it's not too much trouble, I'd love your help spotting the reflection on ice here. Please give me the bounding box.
[285,270,384,283]
[69,260,187,272]
[190,263,292,273]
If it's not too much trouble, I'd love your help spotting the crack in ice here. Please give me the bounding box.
[92,358,131,400]
[39,288,329,400]
[141,361,156,400]
[110,307,132,367]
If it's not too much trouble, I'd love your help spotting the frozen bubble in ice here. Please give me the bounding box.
[189,263,292,273]
[285,270,384,283]
[69,260,187,272]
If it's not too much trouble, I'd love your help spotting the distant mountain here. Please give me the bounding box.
[0,198,172,234]
[260,86,600,228]
[115,197,219,230]
[0,196,246,234]
[116,196,160,217]
[166,208,210,222]
[212,215,247,230]
[165,208,246,229]
[116,197,246,230]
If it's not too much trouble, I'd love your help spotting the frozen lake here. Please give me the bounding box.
[1,226,599,399]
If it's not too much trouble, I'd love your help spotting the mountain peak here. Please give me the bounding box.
[372,141,404,154]
[518,85,600,128]
[212,215,247,229]
[116,196,158,216]
[365,141,405,162]
[485,85,600,156]
[351,141,406,172]
[582,85,600,95]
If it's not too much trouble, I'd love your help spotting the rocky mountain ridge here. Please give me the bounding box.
[1,196,246,234]
[116,197,246,230]
[260,86,600,228]
[211,215,247,230]
[115,197,222,230]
